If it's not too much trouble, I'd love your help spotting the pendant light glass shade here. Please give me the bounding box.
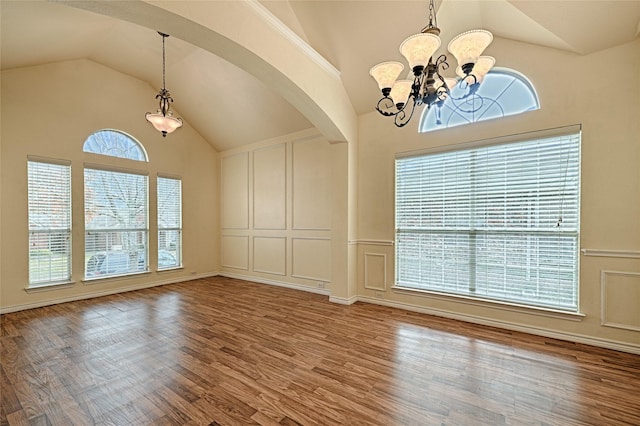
[400,33,441,71]
[456,56,495,83]
[390,80,413,106]
[369,61,405,92]
[447,30,493,68]
[145,111,183,137]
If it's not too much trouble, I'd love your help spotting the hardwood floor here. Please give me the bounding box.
[1,276,639,425]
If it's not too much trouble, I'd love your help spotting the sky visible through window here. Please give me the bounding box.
[420,68,540,133]
[83,129,148,161]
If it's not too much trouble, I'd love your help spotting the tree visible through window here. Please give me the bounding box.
[420,68,540,133]
[395,129,580,311]
[83,129,148,161]
[83,130,149,279]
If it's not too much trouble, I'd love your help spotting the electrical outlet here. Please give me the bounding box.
[375,291,383,298]
[191,271,197,275]
[317,282,325,289]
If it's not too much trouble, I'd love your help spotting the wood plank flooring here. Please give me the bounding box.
[1,276,639,425]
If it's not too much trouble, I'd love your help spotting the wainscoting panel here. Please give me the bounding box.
[601,270,640,331]
[253,236,286,276]
[291,237,331,282]
[221,235,249,270]
[292,137,331,230]
[253,144,286,230]
[364,252,387,291]
[221,152,249,229]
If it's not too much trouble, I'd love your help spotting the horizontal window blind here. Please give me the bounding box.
[84,168,148,278]
[157,176,182,269]
[396,132,580,311]
[28,160,72,286]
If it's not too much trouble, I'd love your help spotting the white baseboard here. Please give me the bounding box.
[0,272,219,314]
[219,272,330,296]
[357,296,640,355]
[329,295,358,305]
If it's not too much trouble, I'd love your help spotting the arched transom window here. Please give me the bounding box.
[420,68,540,133]
[83,129,148,162]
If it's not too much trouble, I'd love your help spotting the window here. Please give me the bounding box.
[28,159,72,287]
[395,129,580,311]
[84,168,148,278]
[420,68,540,133]
[157,176,182,269]
[83,129,148,161]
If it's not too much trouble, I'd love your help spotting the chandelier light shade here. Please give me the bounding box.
[145,31,183,137]
[369,0,495,127]
[447,29,493,75]
[369,61,405,95]
[399,33,441,71]
[456,55,495,83]
[390,80,413,107]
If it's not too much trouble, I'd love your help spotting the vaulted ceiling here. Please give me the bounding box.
[2,0,639,151]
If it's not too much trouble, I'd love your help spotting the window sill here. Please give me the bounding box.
[25,281,76,293]
[82,270,151,285]
[391,286,586,322]
[157,266,184,273]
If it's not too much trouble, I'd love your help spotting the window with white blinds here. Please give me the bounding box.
[395,131,581,311]
[28,159,72,287]
[157,176,182,270]
[84,168,148,279]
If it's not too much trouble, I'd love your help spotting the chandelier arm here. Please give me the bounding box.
[375,96,401,117]
[394,97,417,127]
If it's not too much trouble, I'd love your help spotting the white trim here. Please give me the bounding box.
[252,236,287,276]
[83,162,149,176]
[219,272,330,296]
[244,0,341,80]
[582,249,640,259]
[291,237,331,282]
[392,286,584,321]
[397,124,582,159]
[329,295,358,305]
[601,270,640,332]
[221,235,250,270]
[2,272,218,314]
[348,239,394,246]
[24,281,76,293]
[27,155,71,166]
[357,296,640,355]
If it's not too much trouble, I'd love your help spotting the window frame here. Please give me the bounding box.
[394,126,581,313]
[157,175,183,271]
[27,157,73,288]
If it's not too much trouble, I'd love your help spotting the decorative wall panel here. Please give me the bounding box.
[292,237,331,282]
[292,137,331,230]
[253,236,286,276]
[601,270,640,331]
[364,252,387,291]
[221,152,249,229]
[253,144,286,230]
[221,235,249,270]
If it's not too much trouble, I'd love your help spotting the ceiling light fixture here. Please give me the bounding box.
[146,31,183,137]
[369,0,495,127]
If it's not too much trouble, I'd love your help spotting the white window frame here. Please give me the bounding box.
[395,126,581,312]
[157,175,182,270]
[84,164,149,280]
[27,157,72,288]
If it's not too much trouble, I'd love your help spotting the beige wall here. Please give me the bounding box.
[0,59,218,311]
[355,38,640,352]
[218,130,350,300]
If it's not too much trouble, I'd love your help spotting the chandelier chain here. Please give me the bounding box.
[428,0,437,29]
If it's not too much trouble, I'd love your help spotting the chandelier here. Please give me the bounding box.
[146,32,183,137]
[369,0,495,127]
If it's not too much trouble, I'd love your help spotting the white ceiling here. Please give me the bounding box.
[2,0,639,151]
